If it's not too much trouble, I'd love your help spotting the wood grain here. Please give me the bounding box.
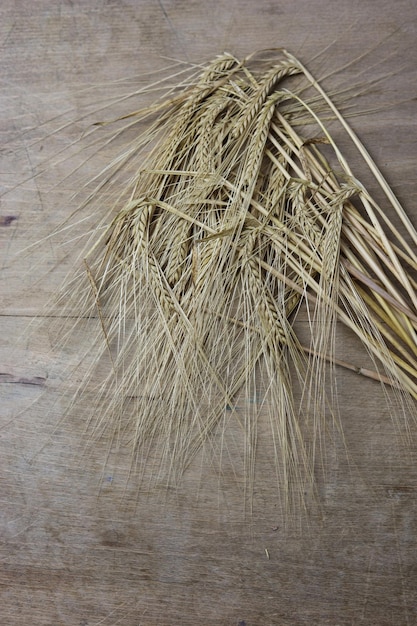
[1,1,416,624]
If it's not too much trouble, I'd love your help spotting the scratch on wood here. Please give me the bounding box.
[0,372,46,386]
[0,216,18,227]
[157,0,189,61]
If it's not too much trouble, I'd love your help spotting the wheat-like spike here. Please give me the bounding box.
[200,52,239,83]
[259,146,290,213]
[233,63,299,138]
[289,182,324,251]
[241,93,280,195]
[175,53,241,127]
[197,96,233,172]
[194,235,221,293]
[244,232,288,348]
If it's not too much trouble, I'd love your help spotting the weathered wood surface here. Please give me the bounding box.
[1,1,416,624]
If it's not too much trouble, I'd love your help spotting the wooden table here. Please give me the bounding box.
[1,1,416,624]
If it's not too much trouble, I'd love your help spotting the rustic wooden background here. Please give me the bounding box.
[1,1,416,624]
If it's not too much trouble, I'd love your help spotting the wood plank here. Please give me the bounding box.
[1,1,416,624]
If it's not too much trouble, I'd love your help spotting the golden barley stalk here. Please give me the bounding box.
[45,50,416,511]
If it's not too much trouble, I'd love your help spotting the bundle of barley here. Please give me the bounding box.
[54,50,417,509]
